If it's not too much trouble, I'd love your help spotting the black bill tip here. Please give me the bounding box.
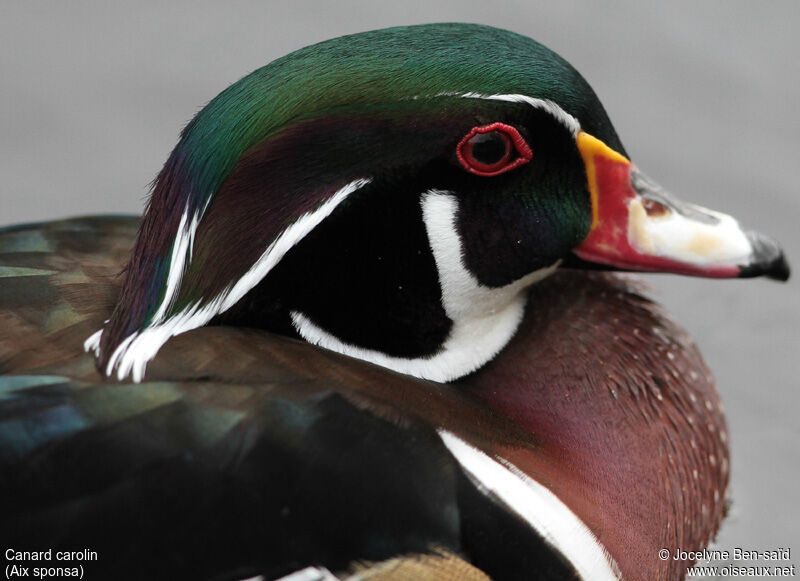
[739,231,790,282]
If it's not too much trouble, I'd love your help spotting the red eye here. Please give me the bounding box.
[456,122,533,177]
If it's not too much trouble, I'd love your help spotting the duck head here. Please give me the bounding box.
[88,23,789,382]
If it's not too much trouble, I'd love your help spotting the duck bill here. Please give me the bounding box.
[572,132,789,281]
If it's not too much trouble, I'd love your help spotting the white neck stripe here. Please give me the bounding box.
[439,430,622,581]
[90,178,371,382]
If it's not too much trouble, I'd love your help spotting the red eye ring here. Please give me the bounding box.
[456,122,533,177]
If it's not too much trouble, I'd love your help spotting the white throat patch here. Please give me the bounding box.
[291,191,559,383]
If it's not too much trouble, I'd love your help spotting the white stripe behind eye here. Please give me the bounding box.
[417,91,581,137]
[459,92,581,137]
[438,430,622,581]
[89,178,372,382]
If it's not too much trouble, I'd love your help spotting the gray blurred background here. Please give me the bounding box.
[2,0,798,569]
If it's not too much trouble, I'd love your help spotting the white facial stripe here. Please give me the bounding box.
[628,198,752,265]
[217,178,369,312]
[91,178,371,382]
[83,327,103,356]
[459,92,581,137]
[150,208,201,324]
[438,430,622,581]
[291,191,558,383]
[419,91,580,137]
[107,305,203,381]
[86,199,206,357]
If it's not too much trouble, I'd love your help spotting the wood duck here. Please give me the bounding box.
[0,23,789,581]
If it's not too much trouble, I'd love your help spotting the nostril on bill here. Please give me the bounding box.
[641,198,670,218]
